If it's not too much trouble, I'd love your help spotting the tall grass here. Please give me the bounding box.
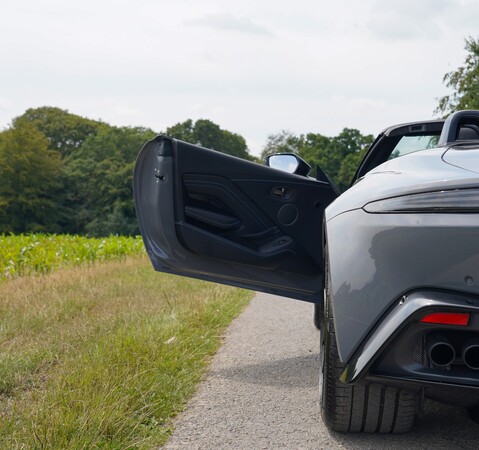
[0,234,144,280]
[0,257,252,448]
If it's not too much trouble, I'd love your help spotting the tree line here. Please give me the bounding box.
[0,108,154,236]
[0,108,254,235]
[0,37,477,236]
[0,107,374,236]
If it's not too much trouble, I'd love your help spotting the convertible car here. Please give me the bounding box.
[133,110,479,434]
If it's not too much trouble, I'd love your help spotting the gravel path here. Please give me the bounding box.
[163,292,479,449]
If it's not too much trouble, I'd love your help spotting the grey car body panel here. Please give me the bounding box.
[324,147,479,362]
[326,147,479,221]
[443,147,479,174]
[326,207,479,362]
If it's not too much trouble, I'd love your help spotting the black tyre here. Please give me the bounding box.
[313,302,323,330]
[320,256,417,433]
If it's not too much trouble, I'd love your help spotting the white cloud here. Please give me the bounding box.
[345,97,387,116]
[367,0,453,39]
[444,0,479,29]
[188,13,274,37]
[0,97,10,111]
[0,0,473,155]
[111,105,143,120]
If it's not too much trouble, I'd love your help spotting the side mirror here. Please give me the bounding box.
[265,153,311,177]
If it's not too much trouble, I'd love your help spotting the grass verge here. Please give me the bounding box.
[0,256,252,448]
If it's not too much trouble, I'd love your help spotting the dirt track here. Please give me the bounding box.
[163,292,479,449]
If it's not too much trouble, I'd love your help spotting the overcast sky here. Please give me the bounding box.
[1,0,478,155]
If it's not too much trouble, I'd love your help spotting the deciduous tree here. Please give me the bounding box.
[261,129,373,192]
[436,36,479,116]
[64,126,156,235]
[13,107,104,156]
[166,119,252,160]
[260,130,301,160]
[0,122,63,233]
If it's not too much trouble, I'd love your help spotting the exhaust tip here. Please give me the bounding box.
[426,334,455,367]
[463,342,479,370]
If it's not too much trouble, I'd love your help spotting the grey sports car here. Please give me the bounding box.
[133,110,479,434]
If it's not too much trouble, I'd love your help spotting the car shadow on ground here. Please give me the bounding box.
[215,352,479,448]
[214,353,319,389]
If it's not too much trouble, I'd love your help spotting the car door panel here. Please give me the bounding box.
[133,136,338,302]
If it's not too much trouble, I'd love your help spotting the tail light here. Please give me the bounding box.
[420,312,470,326]
[364,189,479,213]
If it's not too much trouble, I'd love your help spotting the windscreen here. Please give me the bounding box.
[388,135,440,160]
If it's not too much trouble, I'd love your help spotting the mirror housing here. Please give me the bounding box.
[265,153,311,177]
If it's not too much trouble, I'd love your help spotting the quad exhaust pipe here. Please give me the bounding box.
[426,334,456,367]
[426,334,479,369]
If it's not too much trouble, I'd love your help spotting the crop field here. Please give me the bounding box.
[0,234,145,280]
[0,249,252,448]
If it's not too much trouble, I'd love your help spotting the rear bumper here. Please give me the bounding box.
[342,290,479,389]
[325,208,479,362]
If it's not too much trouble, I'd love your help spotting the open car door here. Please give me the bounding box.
[133,136,338,302]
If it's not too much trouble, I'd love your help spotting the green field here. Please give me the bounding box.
[0,236,252,448]
[0,234,145,280]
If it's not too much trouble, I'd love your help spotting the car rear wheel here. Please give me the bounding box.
[320,256,418,433]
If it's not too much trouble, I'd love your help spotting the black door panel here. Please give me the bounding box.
[182,174,273,234]
[183,206,240,230]
[133,136,338,302]
[233,178,335,266]
[176,223,299,270]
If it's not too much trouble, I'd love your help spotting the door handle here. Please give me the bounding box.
[271,186,292,199]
